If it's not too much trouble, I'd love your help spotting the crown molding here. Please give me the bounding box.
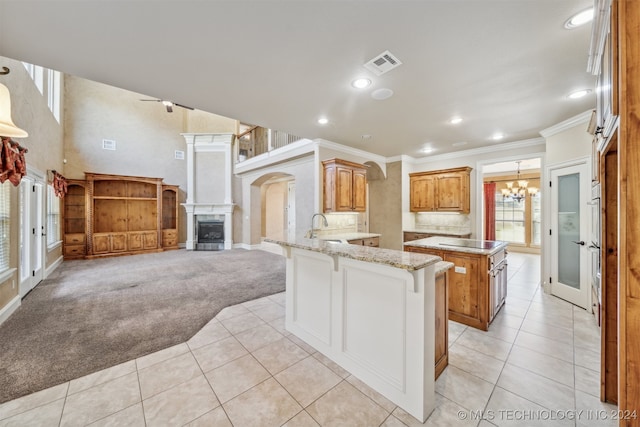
[407,137,545,165]
[539,110,593,138]
[314,139,388,165]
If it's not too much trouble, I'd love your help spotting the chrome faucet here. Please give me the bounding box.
[309,213,329,238]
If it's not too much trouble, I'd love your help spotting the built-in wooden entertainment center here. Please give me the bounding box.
[63,173,179,259]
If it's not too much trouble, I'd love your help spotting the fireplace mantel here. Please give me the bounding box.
[182,133,235,250]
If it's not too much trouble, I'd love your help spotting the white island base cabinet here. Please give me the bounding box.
[284,247,436,422]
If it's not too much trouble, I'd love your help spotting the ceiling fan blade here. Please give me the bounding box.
[139,99,162,102]
[174,103,194,110]
[166,104,173,113]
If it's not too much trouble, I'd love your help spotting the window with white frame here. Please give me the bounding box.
[47,185,61,247]
[47,70,61,123]
[22,62,44,94]
[0,182,10,272]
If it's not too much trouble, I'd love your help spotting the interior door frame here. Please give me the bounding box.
[18,168,46,298]
[545,156,592,310]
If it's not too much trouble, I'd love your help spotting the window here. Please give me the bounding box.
[0,182,10,272]
[47,185,61,247]
[47,70,61,123]
[22,62,44,94]
[489,174,541,249]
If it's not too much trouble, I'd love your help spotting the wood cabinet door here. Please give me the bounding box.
[128,232,144,251]
[436,174,466,212]
[111,233,127,252]
[434,271,449,379]
[93,234,111,254]
[444,253,481,325]
[143,231,158,249]
[323,166,335,212]
[335,166,354,211]
[352,169,367,212]
[410,175,436,212]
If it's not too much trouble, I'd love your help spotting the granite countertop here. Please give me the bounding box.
[316,232,381,241]
[404,236,508,256]
[404,229,472,237]
[265,236,441,271]
[435,261,455,275]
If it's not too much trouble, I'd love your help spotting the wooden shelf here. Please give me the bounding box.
[63,173,179,259]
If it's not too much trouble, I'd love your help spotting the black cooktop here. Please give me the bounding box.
[439,239,502,250]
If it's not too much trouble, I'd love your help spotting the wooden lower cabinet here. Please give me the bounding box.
[434,269,449,379]
[405,246,507,331]
[162,229,178,249]
[93,233,127,254]
[128,231,158,251]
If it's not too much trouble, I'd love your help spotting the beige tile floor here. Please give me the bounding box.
[0,252,618,426]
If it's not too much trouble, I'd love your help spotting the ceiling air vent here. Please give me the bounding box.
[363,50,403,76]
[102,139,116,151]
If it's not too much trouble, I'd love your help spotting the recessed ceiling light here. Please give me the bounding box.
[567,89,592,99]
[420,145,434,154]
[564,8,594,29]
[371,88,394,100]
[352,78,372,89]
[317,117,329,125]
[361,134,372,140]
[492,133,505,141]
[449,117,463,124]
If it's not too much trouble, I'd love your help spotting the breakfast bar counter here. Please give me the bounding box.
[265,235,450,422]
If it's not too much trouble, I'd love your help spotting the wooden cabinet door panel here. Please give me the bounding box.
[323,166,335,212]
[143,231,158,249]
[335,167,354,211]
[352,169,367,211]
[111,233,127,252]
[436,175,464,211]
[410,175,436,212]
[93,234,111,254]
[444,253,479,319]
[128,232,144,251]
[434,271,449,379]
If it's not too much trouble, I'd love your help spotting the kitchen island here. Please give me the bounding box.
[264,235,451,422]
[405,236,508,331]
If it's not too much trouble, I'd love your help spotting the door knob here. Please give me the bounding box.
[572,240,585,246]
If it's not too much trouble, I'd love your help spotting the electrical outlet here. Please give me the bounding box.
[454,266,467,274]
[12,279,15,289]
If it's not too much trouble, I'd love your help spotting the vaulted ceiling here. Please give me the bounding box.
[0,0,595,158]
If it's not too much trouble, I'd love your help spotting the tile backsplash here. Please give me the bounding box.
[315,213,361,236]
[414,212,471,233]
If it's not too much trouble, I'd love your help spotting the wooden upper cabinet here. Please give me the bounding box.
[410,174,436,212]
[409,167,471,213]
[322,158,368,212]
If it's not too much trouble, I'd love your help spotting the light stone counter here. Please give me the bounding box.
[265,236,440,271]
[404,228,472,237]
[404,236,508,256]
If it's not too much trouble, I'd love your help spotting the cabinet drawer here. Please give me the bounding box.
[162,229,177,239]
[65,233,86,245]
[362,237,379,247]
[64,245,85,257]
[162,237,177,247]
[489,249,505,270]
[404,232,432,242]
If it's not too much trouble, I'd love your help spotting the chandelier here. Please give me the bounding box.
[501,161,538,202]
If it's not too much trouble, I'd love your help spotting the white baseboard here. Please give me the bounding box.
[0,295,20,326]
[45,255,64,279]
[233,243,252,250]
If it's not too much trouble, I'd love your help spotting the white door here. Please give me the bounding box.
[19,177,44,298]
[550,162,590,309]
[287,181,296,239]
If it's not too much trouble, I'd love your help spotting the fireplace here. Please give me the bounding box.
[196,217,225,251]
